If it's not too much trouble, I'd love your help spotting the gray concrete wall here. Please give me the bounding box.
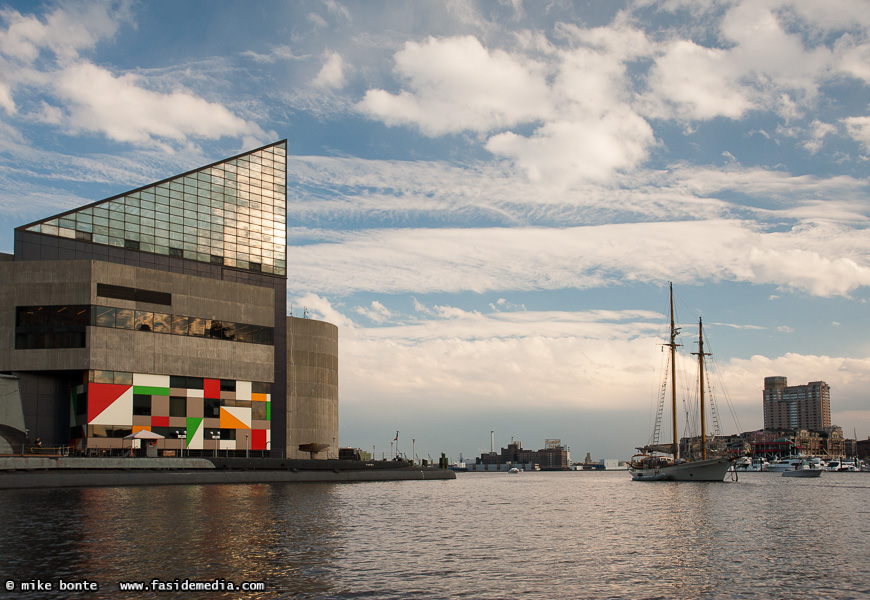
[17,372,75,446]
[0,260,275,382]
[0,260,93,371]
[286,317,339,459]
[92,261,274,325]
[88,326,274,382]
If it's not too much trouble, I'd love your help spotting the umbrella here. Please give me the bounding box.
[123,430,165,456]
[123,430,164,439]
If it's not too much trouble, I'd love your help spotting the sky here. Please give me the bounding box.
[1,0,869,463]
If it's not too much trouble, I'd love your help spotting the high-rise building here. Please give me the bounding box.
[763,376,831,431]
[0,142,339,458]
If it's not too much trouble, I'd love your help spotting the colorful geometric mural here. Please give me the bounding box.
[79,370,270,451]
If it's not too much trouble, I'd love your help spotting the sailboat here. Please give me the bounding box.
[629,283,734,482]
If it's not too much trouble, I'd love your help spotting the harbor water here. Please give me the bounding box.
[1,471,868,599]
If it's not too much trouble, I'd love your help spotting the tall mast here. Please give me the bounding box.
[669,283,679,459]
[694,317,711,460]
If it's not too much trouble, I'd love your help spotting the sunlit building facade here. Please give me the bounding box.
[763,376,831,432]
[0,141,338,457]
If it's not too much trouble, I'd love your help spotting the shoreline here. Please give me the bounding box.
[0,456,456,489]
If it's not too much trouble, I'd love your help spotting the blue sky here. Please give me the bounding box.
[1,0,869,461]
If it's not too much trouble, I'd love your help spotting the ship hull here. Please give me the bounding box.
[630,457,732,482]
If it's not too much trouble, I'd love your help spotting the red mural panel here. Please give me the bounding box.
[88,383,131,423]
[251,429,267,451]
[151,416,169,427]
[203,378,220,399]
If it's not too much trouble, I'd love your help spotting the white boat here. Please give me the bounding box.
[629,284,734,482]
[765,457,807,472]
[825,460,859,472]
[782,463,823,478]
[734,457,768,471]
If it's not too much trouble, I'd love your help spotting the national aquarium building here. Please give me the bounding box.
[0,141,339,458]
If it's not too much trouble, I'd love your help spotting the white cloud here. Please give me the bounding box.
[354,301,394,324]
[302,295,667,413]
[843,116,870,152]
[0,3,123,62]
[485,109,654,185]
[803,120,838,154]
[285,219,870,298]
[0,3,270,148]
[355,5,870,185]
[298,295,870,441]
[643,40,753,120]
[241,45,307,63]
[358,35,551,136]
[313,51,346,89]
[53,63,267,144]
[640,0,870,123]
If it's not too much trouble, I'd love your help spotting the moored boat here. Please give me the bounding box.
[782,463,823,478]
[765,457,807,472]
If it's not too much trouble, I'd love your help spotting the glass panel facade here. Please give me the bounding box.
[16,305,274,347]
[23,142,287,276]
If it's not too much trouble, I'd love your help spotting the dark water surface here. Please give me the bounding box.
[1,471,868,599]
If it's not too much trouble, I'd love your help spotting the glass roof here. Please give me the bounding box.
[21,141,287,277]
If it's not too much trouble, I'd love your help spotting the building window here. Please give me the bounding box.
[169,397,187,417]
[252,401,267,420]
[93,303,273,346]
[15,305,89,349]
[133,394,152,416]
[97,283,171,306]
[134,311,153,331]
[115,309,134,329]
[204,399,220,418]
[152,313,171,333]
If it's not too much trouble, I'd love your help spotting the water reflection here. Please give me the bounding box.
[0,484,344,599]
[1,473,869,599]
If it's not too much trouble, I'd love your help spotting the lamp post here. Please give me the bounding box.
[176,430,186,458]
[211,432,220,457]
[412,438,416,466]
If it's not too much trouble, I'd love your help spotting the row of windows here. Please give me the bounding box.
[93,306,273,344]
[15,305,274,349]
[131,396,269,420]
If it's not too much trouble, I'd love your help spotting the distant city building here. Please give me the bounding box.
[763,377,831,431]
[741,427,845,458]
[472,440,570,471]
